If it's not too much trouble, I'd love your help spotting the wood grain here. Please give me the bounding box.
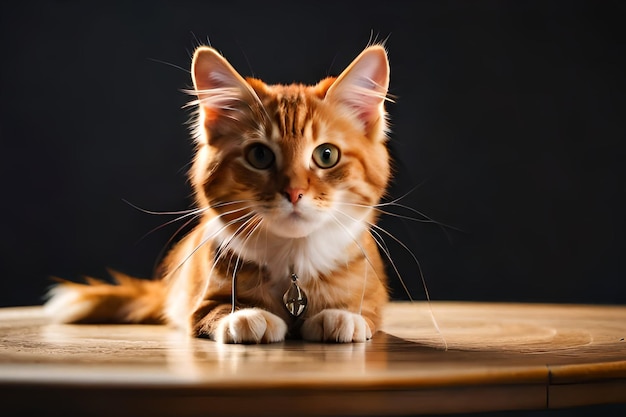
[1,301,625,416]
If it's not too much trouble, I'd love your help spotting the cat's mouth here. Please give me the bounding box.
[287,205,305,217]
[262,205,324,239]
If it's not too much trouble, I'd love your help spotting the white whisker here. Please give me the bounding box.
[123,199,203,216]
[148,57,190,74]
[135,208,207,245]
[230,255,241,314]
[169,206,256,275]
[336,200,462,232]
[327,212,383,316]
[152,213,202,275]
[214,213,264,313]
[334,207,448,350]
[190,209,260,314]
[368,222,448,350]
[368,226,414,303]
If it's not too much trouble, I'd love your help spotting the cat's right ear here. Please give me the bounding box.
[191,47,262,126]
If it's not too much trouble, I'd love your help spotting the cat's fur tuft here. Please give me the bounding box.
[46,45,392,344]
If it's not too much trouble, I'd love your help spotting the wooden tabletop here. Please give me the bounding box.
[1,302,625,416]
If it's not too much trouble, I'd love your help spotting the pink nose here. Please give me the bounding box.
[284,187,305,204]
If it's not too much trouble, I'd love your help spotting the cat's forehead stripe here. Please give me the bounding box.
[275,91,311,139]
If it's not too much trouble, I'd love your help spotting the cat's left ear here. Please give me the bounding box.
[324,46,390,139]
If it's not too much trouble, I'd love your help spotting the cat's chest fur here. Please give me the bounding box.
[206,212,369,286]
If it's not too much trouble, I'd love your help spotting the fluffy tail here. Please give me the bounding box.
[44,270,166,324]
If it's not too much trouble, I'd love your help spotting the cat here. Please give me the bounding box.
[45,44,392,344]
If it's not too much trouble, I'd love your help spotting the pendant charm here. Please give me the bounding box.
[283,273,307,317]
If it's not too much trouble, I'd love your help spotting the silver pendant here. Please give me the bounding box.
[283,273,307,317]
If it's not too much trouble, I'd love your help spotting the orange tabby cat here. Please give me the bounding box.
[45,45,391,344]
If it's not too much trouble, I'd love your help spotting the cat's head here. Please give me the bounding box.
[189,45,391,240]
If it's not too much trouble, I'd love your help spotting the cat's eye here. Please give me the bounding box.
[312,143,340,169]
[245,143,275,170]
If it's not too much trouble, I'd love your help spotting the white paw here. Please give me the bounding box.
[215,308,287,344]
[301,309,372,343]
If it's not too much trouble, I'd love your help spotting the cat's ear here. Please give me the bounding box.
[324,46,390,138]
[191,47,262,126]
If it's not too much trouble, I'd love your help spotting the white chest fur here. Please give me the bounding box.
[204,209,370,286]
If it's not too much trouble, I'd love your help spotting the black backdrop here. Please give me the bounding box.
[1,0,624,308]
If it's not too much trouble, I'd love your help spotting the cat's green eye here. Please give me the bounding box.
[312,143,340,169]
[245,143,275,170]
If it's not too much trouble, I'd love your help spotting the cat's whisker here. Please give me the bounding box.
[122,199,203,216]
[190,211,254,316]
[367,226,414,303]
[203,213,264,313]
[369,226,447,350]
[379,182,429,206]
[332,208,409,299]
[206,208,258,254]
[333,208,448,350]
[227,216,265,309]
[169,207,256,276]
[121,201,209,249]
[134,209,207,244]
[148,57,191,74]
[212,211,264,280]
[230,254,241,314]
[147,200,248,249]
[124,199,253,235]
[326,212,384,315]
[223,216,256,273]
[239,216,264,253]
[208,199,259,211]
[122,198,256,279]
[381,202,465,235]
[336,200,462,232]
[336,199,463,247]
[380,184,466,240]
[251,215,265,258]
[152,214,203,276]
[340,208,427,300]
[190,222,247,315]
[157,200,256,260]
[185,209,262,314]
[338,201,437,224]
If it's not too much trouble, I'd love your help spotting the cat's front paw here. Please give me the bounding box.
[215,308,287,344]
[301,309,372,343]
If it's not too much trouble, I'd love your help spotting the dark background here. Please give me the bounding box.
[1,0,624,309]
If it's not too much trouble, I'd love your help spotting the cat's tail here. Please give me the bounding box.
[44,270,166,324]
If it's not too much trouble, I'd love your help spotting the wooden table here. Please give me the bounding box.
[1,302,625,416]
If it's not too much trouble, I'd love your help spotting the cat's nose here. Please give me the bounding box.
[284,187,305,205]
